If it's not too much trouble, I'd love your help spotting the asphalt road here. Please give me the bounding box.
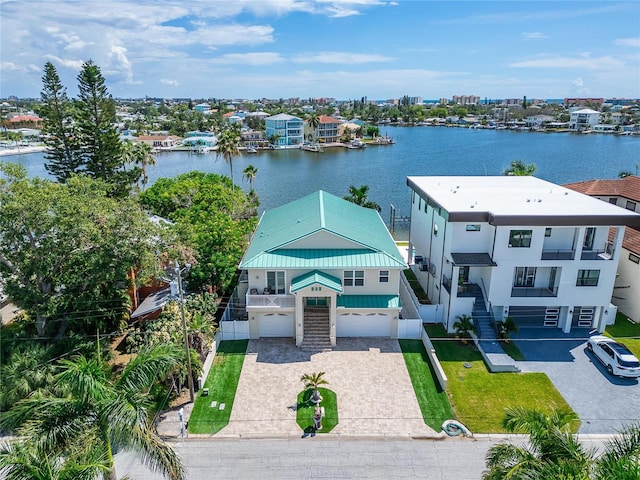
[114,436,610,480]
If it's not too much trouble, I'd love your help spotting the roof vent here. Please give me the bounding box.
[526,199,531,202]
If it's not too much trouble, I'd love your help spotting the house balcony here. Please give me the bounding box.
[541,249,575,260]
[246,293,295,309]
[580,249,612,261]
[510,286,558,297]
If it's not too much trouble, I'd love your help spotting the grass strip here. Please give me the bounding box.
[296,387,338,434]
[399,339,455,430]
[606,313,640,357]
[188,339,248,434]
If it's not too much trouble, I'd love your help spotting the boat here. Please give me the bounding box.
[246,146,258,154]
[192,145,211,154]
[372,135,394,145]
[301,143,323,152]
[347,139,366,149]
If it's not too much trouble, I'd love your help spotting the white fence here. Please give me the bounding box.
[420,328,448,390]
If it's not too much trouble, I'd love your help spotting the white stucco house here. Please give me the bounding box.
[406,176,640,335]
[568,108,601,131]
[238,190,407,348]
[564,175,640,323]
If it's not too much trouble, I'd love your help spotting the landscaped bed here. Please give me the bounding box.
[425,324,577,433]
[295,387,338,434]
[399,339,455,430]
[188,339,248,434]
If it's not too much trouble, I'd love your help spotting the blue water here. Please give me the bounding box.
[8,127,639,227]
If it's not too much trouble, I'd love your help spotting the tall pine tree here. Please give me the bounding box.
[75,60,136,196]
[41,62,82,181]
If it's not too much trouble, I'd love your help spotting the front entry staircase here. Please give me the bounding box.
[301,307,332,351]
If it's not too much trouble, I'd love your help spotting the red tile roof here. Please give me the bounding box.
[318,115,340,124]
[564,176,640,202]
[623,227,640,255]
[8,115,42,123]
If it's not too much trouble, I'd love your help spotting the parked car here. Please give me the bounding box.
[587,335,640,378]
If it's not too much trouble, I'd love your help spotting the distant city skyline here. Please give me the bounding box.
[1,1,639,100]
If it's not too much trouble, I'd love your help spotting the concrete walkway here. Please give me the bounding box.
[214,338,436,437]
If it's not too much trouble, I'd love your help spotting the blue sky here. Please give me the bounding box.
[1,1,639,100]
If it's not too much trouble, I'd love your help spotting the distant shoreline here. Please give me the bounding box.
[0,145,47,157]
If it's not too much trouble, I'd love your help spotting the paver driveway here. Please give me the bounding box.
[513,328,640,434]
[218,338,437,437]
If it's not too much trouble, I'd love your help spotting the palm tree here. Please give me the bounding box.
[216,126,241,191]
[307,113,320,145]
[300,371,329,404]
[453,314,475,343]
[495,316,518,342]
[134,141,156,191]
[483,407,640,480]
[1,344,186,480]
[503,160,536,176]
[242,164,258,190]
[343,185,381,211]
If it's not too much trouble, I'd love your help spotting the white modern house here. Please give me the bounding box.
[406,176,640,335]
[568,108,601,131]
[564,175,640,323]
[238,190,407,348]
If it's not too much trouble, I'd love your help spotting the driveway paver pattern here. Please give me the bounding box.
[218,338,436,437]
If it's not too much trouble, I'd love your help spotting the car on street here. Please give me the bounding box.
[587,335,640,378]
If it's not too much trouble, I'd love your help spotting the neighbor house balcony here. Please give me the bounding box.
[246,291,295,309]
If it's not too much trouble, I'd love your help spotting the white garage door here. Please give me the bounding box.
[258,313,294,337]
[337,313,392,337]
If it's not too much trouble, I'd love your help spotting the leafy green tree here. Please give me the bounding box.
[0,163,160,337]
[215,126,241,191]
[121,140,155,191]
[1,344,186,480]
[75,60,137,196]
[41,61,82,182]
[343,185,381,211]
[483,407,640,480]
[503,160,537,176]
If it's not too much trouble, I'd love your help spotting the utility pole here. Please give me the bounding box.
[176,261,195,403]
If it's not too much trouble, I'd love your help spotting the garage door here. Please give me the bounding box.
[337,313,392,337]
[258,313,294,337]
[508,306,549,327]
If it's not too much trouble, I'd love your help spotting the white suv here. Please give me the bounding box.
[587,335,640,378]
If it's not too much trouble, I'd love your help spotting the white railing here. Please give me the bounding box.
[246,294,295,309]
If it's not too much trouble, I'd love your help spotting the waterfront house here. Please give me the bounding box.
[265,113,304,147]
[316,115,341,143]
[568,108,601,131]
[136,134,182,150]
[564,176,640,323]
[239,190,406,348]
[406,176,640,334]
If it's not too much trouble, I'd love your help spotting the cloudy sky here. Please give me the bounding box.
[1,0,639,100]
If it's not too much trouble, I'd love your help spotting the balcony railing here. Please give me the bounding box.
[246,294,295,309]
[511,286,558,297]
[580,249,612,260]
[541,249,575,260]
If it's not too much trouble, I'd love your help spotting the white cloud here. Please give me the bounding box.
[43,55,84,71]
[522,32,548,39]
[292,52,393,64]
[510,54,623,70]
[160,79,180,86]
[615,37,640,48]
[212,52,285,65]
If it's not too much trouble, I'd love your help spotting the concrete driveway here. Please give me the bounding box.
[218,338,437,437]
[513,328,640,434]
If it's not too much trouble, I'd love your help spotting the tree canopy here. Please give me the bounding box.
[503,160,537,176]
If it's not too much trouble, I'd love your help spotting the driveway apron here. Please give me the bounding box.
[219,338,436,437]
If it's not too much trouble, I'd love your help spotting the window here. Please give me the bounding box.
[344,270,364,287]
[466,224,481,231]
[626,200,637,211]
[629,253,640,264]
[608,197,618,205]
[266,271,285,294]
[577,269,600,286]
[514,267,537,287]
[379,270,389,283]
[509,230,532,247]
[545,228,552,237]
[583,227,595,250]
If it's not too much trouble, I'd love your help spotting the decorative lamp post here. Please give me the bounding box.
[175,261,195,403]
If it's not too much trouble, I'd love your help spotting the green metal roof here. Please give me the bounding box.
[336,295,401,309]
[290,270,343,293]
[241,249,406,269]
[240,190,405,269]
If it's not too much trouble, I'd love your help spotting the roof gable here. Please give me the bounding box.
[240,191,404,268]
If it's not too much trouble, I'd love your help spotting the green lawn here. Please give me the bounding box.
[424,324,577,433]
[606,313,640,358]
[399,339,455,430]
[188,340,248,434]
[296,387,338,433]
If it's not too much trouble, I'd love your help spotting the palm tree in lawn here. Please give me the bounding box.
[242,164,258,191]
[495,316,518,343]
[1,344,186,480]
[503,160,536,176]
[453,314,475,343]
[216,126,241,191]
[343,184,381,212]
[300,371,329,404]
[308,112,320,145]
